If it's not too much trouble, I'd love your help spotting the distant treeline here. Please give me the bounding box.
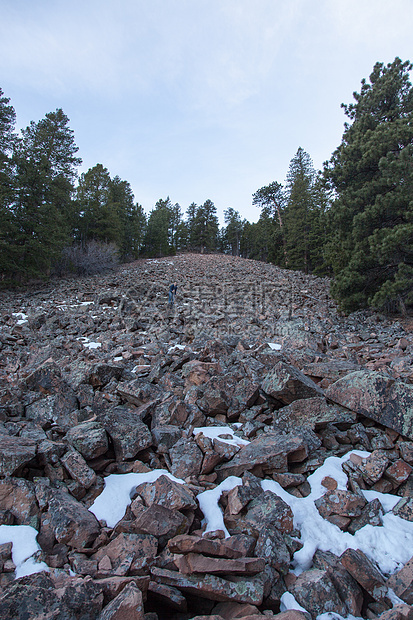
[1,57,412,314]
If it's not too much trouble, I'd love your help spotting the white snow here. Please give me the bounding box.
[195,449,413,577]
[4,435,411,620]
[193,426,250,447]
[12,312,28,325]
[280,591,308,613]
[0,525,48,578]
[167,344,186,353]
[197,476,242,536]
[268,342,282,350]
[76,337,102,349]
[89,469,186,528]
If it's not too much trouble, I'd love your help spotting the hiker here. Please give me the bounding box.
[168,282,177,307]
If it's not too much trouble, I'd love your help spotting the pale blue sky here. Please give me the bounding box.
[1,0,412,223]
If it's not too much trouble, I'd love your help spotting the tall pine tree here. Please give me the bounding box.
[284,147,317,274]
[0,88,18,280]
[12,109,81,280]
[325,57,413,313]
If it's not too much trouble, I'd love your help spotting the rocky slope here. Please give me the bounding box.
[0,253,412,620]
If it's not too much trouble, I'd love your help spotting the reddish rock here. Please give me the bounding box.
[375,604,413,620]
[46,486,101,549]
[183,360,222,386]
[312,549,363,616]
[0,477,39,526]
[98,582,144,620]
[167,534,253,559]
[273,472,306,488]
[60,448,97,488]
[321,476,338,490]
[150,567,264,604]
[135,475,197,511]
[92,533,157,577]
[174,553,265,575]
[226,472,263,515]
[212,601,262,619]
[271,613,309,620]
[315,489,366,518]
[340,548,388,601]
[94,576,150,604]
[387,556,413,604]
[385,460,413,485]
[130,501,189,546]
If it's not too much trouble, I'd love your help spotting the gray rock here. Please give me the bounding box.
[261,361,324,405]
[326,371,413,441]
[96,405,152,461]
[289,568,348,618]
[65,420,109,460]
[169,438,203,479]
[0,434,37,477]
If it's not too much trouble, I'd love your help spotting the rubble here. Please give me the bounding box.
[0,253,412,619]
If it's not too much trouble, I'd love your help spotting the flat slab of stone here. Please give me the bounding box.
[167,534,252,559]
[173,553,265,575]
[215,432,307,481]
[150,567,264,604]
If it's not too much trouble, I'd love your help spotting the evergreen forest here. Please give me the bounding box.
[0,57,412,315]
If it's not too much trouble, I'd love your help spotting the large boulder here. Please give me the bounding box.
[261,361,324,405]
[0,434,37,477]
[65,420,109,460]
[326,371,413,440]
[95,405,152,461]
[215,432,308,481]
[41,485,101,549]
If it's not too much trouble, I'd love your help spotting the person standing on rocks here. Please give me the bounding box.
[168,282,177,307]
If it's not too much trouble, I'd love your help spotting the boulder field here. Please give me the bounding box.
[0,254,412,620]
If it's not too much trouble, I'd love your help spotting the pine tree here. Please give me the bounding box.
[0,87,18,281]
[143,198,175,257]
[74,164,120,247]
[191,199,219,252]
[325,57,413,313]
[252,181,287,266]
[12,109,81,280]
[223,207,244,256]
[284,147,317,273]
[109,175,146,260]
